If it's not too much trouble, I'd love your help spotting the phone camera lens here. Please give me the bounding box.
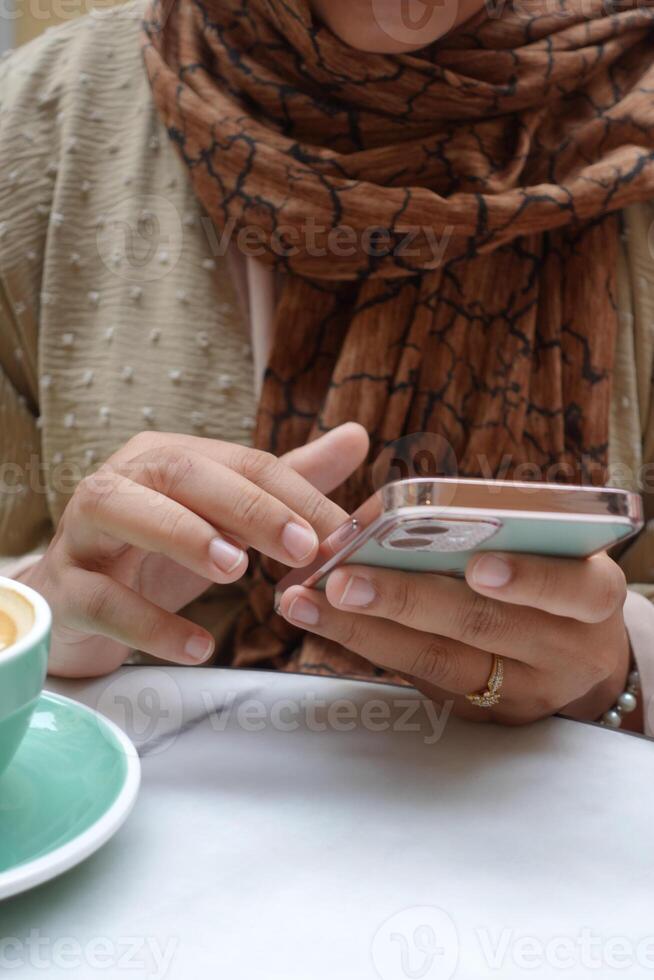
[387,537,433,549]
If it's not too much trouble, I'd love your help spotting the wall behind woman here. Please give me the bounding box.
[2,0,123,51]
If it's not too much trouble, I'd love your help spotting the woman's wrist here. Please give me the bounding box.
[561,626,642,732]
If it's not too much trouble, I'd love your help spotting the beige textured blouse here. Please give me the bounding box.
[2,1,654,711]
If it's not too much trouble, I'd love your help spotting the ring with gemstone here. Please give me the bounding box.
[466,655,505,708]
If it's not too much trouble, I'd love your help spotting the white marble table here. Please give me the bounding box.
[4,666,654,979]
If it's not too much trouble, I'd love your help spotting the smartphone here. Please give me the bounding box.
[275,478,644,602]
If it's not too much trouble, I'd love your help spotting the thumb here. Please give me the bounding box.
[282,423,369,494]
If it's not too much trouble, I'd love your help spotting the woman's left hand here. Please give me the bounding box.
[277,551,632,726]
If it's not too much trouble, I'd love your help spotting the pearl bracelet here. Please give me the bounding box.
[601,667,641,729]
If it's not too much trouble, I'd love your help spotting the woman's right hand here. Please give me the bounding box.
[23,424,369,678]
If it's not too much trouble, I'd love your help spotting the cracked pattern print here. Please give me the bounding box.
[143,0,654,676]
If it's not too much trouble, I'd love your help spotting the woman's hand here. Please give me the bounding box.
[278,550,633,726]
[24,424,369,678]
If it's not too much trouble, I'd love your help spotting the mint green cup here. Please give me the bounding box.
[0,577,51,777]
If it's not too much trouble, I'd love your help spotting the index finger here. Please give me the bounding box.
[118,433,350,543]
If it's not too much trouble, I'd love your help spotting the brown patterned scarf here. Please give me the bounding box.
[143,0,654,674]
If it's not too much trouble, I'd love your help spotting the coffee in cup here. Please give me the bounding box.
[0,586,35,654]
[0,610,17,652]
[0,578,51,777]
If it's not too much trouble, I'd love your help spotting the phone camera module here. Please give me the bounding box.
[379,518,500,552]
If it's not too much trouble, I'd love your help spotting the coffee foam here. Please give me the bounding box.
[0,587,34,653]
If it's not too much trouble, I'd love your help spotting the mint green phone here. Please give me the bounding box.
[276,478,643,600]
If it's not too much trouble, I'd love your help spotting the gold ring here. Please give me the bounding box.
[466,655,504,708]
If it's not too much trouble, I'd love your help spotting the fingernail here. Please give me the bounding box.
[288,596,320,626]
[471,555,512,588]
[209,536,246,574]
[184,634,214,662]
[339,575,377,608]
[282,521,318,562]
